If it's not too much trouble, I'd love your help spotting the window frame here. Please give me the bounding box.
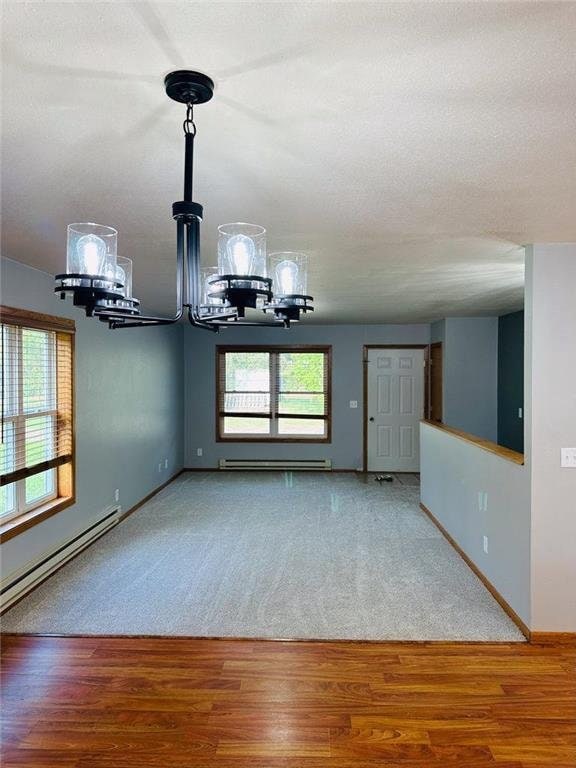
[0,306,75,542]
[216,345,332,443]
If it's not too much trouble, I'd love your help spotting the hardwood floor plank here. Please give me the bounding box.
[2,749,82,767]
[350,711,499,731]
[17,729,219,755]
[206,709,351,728]
[215,726,330,757]
[428,725,576,746]
[490,744,576,763]
[372,679,506,695]
[330,725,432,746]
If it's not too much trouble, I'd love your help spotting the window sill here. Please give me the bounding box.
[217,436,331,444]
[0,496,75,543]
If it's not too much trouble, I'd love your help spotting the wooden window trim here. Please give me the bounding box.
[0,306,75,334]
[0,454,73,487]
[0,495,75,542]
[1,306,75,540]
[216,345,332,444]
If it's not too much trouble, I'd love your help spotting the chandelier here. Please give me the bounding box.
[54,71,314,331]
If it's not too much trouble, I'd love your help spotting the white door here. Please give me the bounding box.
[367,348,425,472]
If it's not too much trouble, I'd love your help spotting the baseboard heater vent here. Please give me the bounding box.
[219,459,332,471]
[1,505,121,613]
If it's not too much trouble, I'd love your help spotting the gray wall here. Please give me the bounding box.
[0,257,184,580]
[430,319,445,344]
[443,317,498,442]
[184,323,430,470]
[497,311,524,453]
[525,244,576,632]
[420,421,530,625]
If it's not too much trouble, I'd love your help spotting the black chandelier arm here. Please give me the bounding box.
[187,306,220,331]
[206,319,291,328]
[106,218,187,329]
[106,310,183,328]
[190,304,289,327]
[108,317,178,329]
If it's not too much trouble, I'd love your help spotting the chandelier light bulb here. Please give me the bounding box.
[275,259,299,296]
[77,234,107,276]
[227,234,255,276]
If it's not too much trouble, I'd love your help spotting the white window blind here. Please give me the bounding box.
[1,307,74,523]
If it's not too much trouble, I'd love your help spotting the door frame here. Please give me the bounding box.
[429,341,443,423]
[362,345,430,473]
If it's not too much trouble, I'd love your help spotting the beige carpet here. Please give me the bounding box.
[2,472,525,640]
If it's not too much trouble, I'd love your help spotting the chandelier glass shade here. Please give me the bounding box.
[218,223,267,280]
[65,223,117,288]
[116,257,133,298]
[201,267,220,306]
[270,252,308,296]
[54,70,314,330]
[264,251,313,322]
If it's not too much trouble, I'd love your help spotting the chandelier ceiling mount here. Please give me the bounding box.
[164,70,214,105]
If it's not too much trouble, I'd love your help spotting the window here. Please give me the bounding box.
[217,346,331,442]
[1,307,75,539]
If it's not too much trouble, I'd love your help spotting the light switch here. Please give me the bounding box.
[561,448,576,468]
[349,400,358,409]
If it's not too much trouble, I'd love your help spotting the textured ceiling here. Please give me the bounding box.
[2,1,575,323]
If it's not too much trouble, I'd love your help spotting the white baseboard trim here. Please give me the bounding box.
[1,506,120,613]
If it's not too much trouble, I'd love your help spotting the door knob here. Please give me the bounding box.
[369,417,375,422]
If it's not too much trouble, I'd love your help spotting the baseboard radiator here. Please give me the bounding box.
[1,505,120,613]
[219,459,332,471]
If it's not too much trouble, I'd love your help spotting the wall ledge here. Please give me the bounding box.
[421,420,524,466]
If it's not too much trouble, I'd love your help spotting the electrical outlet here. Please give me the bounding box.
[164,458,168,469]
[483,535,489,554]
[561,448,576,468]
[349,400,358,409]
[197,448,203,457]
[114,489,119,502]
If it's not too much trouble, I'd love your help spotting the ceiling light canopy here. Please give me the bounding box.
[54,70,314,330]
